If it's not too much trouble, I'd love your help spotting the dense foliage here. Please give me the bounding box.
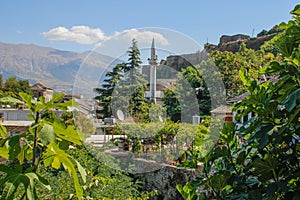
[38,146,157,199]
[0,92,156,199]
[115,119,210,165]
[0,76,32,99]
[210,43,277,98]
[163,42,276,122]
[177,5,300,199]
[163,65,211,122]
[95,39,149,122]
[0,93,85,199]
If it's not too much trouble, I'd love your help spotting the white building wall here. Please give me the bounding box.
[0,109,31,121]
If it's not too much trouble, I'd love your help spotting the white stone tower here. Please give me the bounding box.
[148,38,158,104]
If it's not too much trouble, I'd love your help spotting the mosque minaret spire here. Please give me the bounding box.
[148,38,158,104]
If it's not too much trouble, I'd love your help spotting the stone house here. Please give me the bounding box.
[30,82,53,102]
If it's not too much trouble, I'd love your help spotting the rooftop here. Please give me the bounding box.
[210,105,232,114]
[30,82,53,90]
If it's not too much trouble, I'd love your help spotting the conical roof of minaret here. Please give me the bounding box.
[151,38,155,49]
[148,38,158,65]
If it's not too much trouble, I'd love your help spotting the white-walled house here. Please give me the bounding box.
[0,108,31,121]
[0,108,33,136]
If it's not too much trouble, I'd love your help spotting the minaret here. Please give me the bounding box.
[148,38,158,104]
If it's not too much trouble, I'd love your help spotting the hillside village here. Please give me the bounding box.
[0,4,300,198]
[0,29,280,146]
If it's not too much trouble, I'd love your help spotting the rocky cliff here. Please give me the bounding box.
[166,33,276,70]
[204,34,275,53]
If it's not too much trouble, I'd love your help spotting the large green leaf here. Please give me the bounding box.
[260,61,284,74]
[0,125,7,139]
[36,94,78,112]
[253,157,278,182]
[245,177,260,187]
[75,160,87,183]
[236,151,246,165]
[0,173,30,200]
[176,182,197,200]
[0,96,23,104]
[0,165,50,200]
[291,5,300,15]
[19,92,33,112]
[17,145,26,165]
[209,172,229,191]
[26,172,51,190]
[220,122,236,143]
[282,88,300,112]
[249,124,274,149]
[0,147,9,159]
[8,135,21,160]
[39,123,56,145]
[51,120,82,145]
[239,68,251,88]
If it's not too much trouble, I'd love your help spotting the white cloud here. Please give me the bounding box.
[43,26,169,46]
[43,26,108,45]
[111,28,169,45]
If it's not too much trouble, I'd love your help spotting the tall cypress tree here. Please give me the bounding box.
[94,63,124,118]
[124,39,143,84]
[124,39,149,121]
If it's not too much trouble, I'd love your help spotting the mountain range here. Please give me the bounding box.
[0,42,114,97]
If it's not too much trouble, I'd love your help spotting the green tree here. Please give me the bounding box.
[60,111,75,126]
[149,103,166,122]
[181,66,211,115]
[3,76,32,97]
[4,77,20,95]
[163,86,181,122]
[210,43,276,98]
[94,63,124,118]
[73,111,96,137]
[123,39,142,76]
[95,39,149,122]
[123,39,149,122]
[163,65,211,122]
[18,80,32,96]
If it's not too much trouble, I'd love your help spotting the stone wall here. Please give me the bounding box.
[133,159,201,200]
[107,150,203,199]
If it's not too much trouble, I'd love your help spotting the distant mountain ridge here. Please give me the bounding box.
[0,42,114,96]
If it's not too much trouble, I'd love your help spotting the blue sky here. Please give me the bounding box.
[0,0,299,56]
